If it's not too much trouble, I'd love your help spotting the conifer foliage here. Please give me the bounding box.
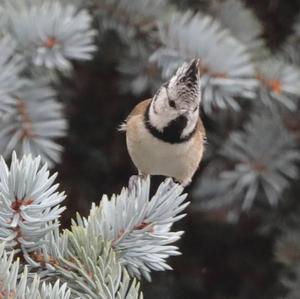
[1,0,300,297]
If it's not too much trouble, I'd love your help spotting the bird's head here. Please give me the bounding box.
[149,59,201,132]
[152,59,201,115]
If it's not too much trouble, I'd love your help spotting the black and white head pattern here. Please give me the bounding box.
[166,59,201,112]
[146,59,201,143]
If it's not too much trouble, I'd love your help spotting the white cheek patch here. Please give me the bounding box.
[181,109,199,138]
[149,103,178,132]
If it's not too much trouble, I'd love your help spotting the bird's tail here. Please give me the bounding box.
[118,121,127,132]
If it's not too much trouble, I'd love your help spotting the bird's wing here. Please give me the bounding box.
[197,117,206,141]
[118,99,152,132]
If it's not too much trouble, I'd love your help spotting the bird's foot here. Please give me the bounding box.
[163,177,180,193]
[171,177,191,188]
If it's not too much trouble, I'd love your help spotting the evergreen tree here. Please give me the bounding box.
[0,0,300,298]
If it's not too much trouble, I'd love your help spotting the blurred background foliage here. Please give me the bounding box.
[2,0,300,298]
[58,0,300,298]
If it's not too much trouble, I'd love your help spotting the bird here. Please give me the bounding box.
[120,59,206,186]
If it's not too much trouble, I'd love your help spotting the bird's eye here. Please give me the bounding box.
[168,99,176,108]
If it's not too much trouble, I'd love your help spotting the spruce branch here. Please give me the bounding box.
[275,230,300,268]
[0,153,66,264]
[194,112,300,212]
[0,80,67,167]
[282,42,300,67]
[275,229,300,299]
[0,242,27,298]
[209,0,264,50]
[220,112,300,210]
[50,226,142,299]
[74,176,189,281]
[96,0,168,95]
[0,36,26,116]
[4,183,142,299]
[151,11,258,114]
[2,0,97,70]
[0,242,72,298]
[118,42,162,95]
[280,12,300,67]
[193,174,237,211]
[0,154,186,296]
[256,58,300,110]
[39,280,72,299]
[96,0,168,43]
